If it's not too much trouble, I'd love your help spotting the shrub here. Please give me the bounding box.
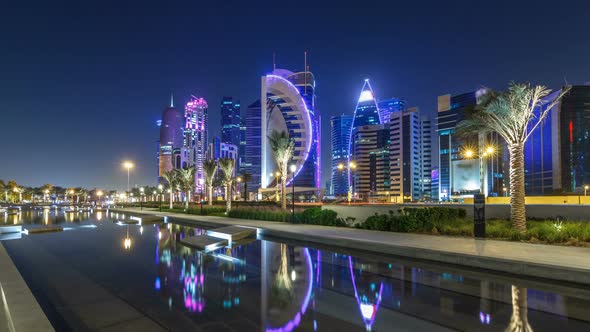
[299,207,347,227]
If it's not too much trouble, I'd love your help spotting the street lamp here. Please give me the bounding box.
[585,185,589,197]
[139,187,144,210]
[290,164,297,223]
[198,178,204,215]
[503,187,508,197]
[349,161,357,204]
[158,184,163,212]
[123,161,134,194]
[97,191,103,205]
[463,149,474,159]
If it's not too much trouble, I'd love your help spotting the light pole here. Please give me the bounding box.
[503,187,507,197]
[236,177,242,209]
[290,164,296,223]
[585,185,588,197]
[158,184,163,212]
[139,187,144,210]
[123,161,134,195]
[198,178,204,215]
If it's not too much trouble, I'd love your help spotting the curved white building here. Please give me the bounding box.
[261,69,320,190]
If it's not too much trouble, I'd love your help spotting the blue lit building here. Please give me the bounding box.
[437,90,505,199]
[378,98,406,124]
[330,115,353,195]
[220,97,241,148]
[242,100,262,193]
[261,68,321,192]
[351,79,380,130]
[524,84,590,194]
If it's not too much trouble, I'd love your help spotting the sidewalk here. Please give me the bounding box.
[113,207,590,286]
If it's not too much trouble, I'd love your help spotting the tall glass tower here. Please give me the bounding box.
[184,96,208,193]
[352,79,380,130]
[330,115,353,195]
[220,97,241,148]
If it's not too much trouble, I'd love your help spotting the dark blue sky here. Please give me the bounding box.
[1,1,589,190]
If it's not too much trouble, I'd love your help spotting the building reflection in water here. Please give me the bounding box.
[348,256,383,331]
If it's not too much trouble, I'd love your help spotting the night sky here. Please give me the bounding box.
[1,1,589,190]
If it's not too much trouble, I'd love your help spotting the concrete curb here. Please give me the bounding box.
[0,243,54,332]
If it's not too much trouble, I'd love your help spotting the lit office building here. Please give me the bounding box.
[378,98,405,124]
[436,90,504,200]
[351,124,390,201]
[242,100,262,192]
[158,95,184,180]
[524,84,590,194]
[221,97,241,147]
[330,114,353,196]
[260,68,321,194]
[389,108,432,202]
[184,96,208,193]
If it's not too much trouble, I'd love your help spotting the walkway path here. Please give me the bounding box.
[113,208,590,286]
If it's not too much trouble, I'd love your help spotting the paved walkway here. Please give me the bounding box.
[113,208,590,285]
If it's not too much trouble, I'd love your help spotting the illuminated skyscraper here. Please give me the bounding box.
[351,79,380,130]
[184,96,208,192]
[221,97,241,148]
[242,100,262,192]
[261,68,321,192]
[378,98,405,124]
[158,95,184,180]
[330,115,353,195]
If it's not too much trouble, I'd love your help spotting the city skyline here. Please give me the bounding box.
[2,1,590,189]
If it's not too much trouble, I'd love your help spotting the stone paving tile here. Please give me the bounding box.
[96,316,166,332]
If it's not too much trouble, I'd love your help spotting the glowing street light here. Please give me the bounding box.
[123,161,134,193]
[97,190,103,204]
[585,185,589,197]
[464,149,474,158]
[337,163,344,170]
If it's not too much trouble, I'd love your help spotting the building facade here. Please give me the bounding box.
[184,96,208,192]
[351,124,390,201]
[389,108,432,202]
[221,97,241,148]
[158,96,184,180]
[242,100,262,192]
[378,98,406,125]
[330,114,353,196]
[261,68,321,192]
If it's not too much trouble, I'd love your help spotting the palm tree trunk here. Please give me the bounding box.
[281,178,287,210]
[169,192,173,209]
[208,185,213,206]
[505,286,532,332]
[508,143,527,233]
[226,184,232,211]
[185,190,190,210]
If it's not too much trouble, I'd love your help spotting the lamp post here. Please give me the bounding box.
[585,185,588,197]
[158,184,163,212]
[236,177,242,209]
[290,164,296,223]
[198,179,204,215]
[123,161,134,195]
[139,187,144,210]
[97,191,103,205]
[503,187,507,197]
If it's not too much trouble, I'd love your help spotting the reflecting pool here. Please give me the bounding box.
[2,209,590,331]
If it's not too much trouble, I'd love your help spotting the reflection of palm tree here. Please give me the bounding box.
[276,244,292,290]
[505,286,533,332]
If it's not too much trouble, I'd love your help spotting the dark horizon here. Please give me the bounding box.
[2,1,590,190]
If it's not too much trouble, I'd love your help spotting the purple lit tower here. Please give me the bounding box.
[159,94,184,180]
[184,96,208,193]
[260,67,321,194]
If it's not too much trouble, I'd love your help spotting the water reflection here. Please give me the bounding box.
[3,212,590,331]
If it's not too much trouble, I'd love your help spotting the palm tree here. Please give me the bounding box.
[240,173,252,201]
[204,159,218,206]
[161,170,178,209]
[0,180,6,202]
[505,286,533,332]
[268,130,295,210]
[218,158,236,212]
[458,83,570,233]
[176,166,196,210]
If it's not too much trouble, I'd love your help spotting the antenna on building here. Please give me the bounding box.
[273,52,276,71]
[304,50,308,96]
[170,92,174,108]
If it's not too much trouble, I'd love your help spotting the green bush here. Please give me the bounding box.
[227,207,297,222]
[299,207,347,227]
[358,207,468,234]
